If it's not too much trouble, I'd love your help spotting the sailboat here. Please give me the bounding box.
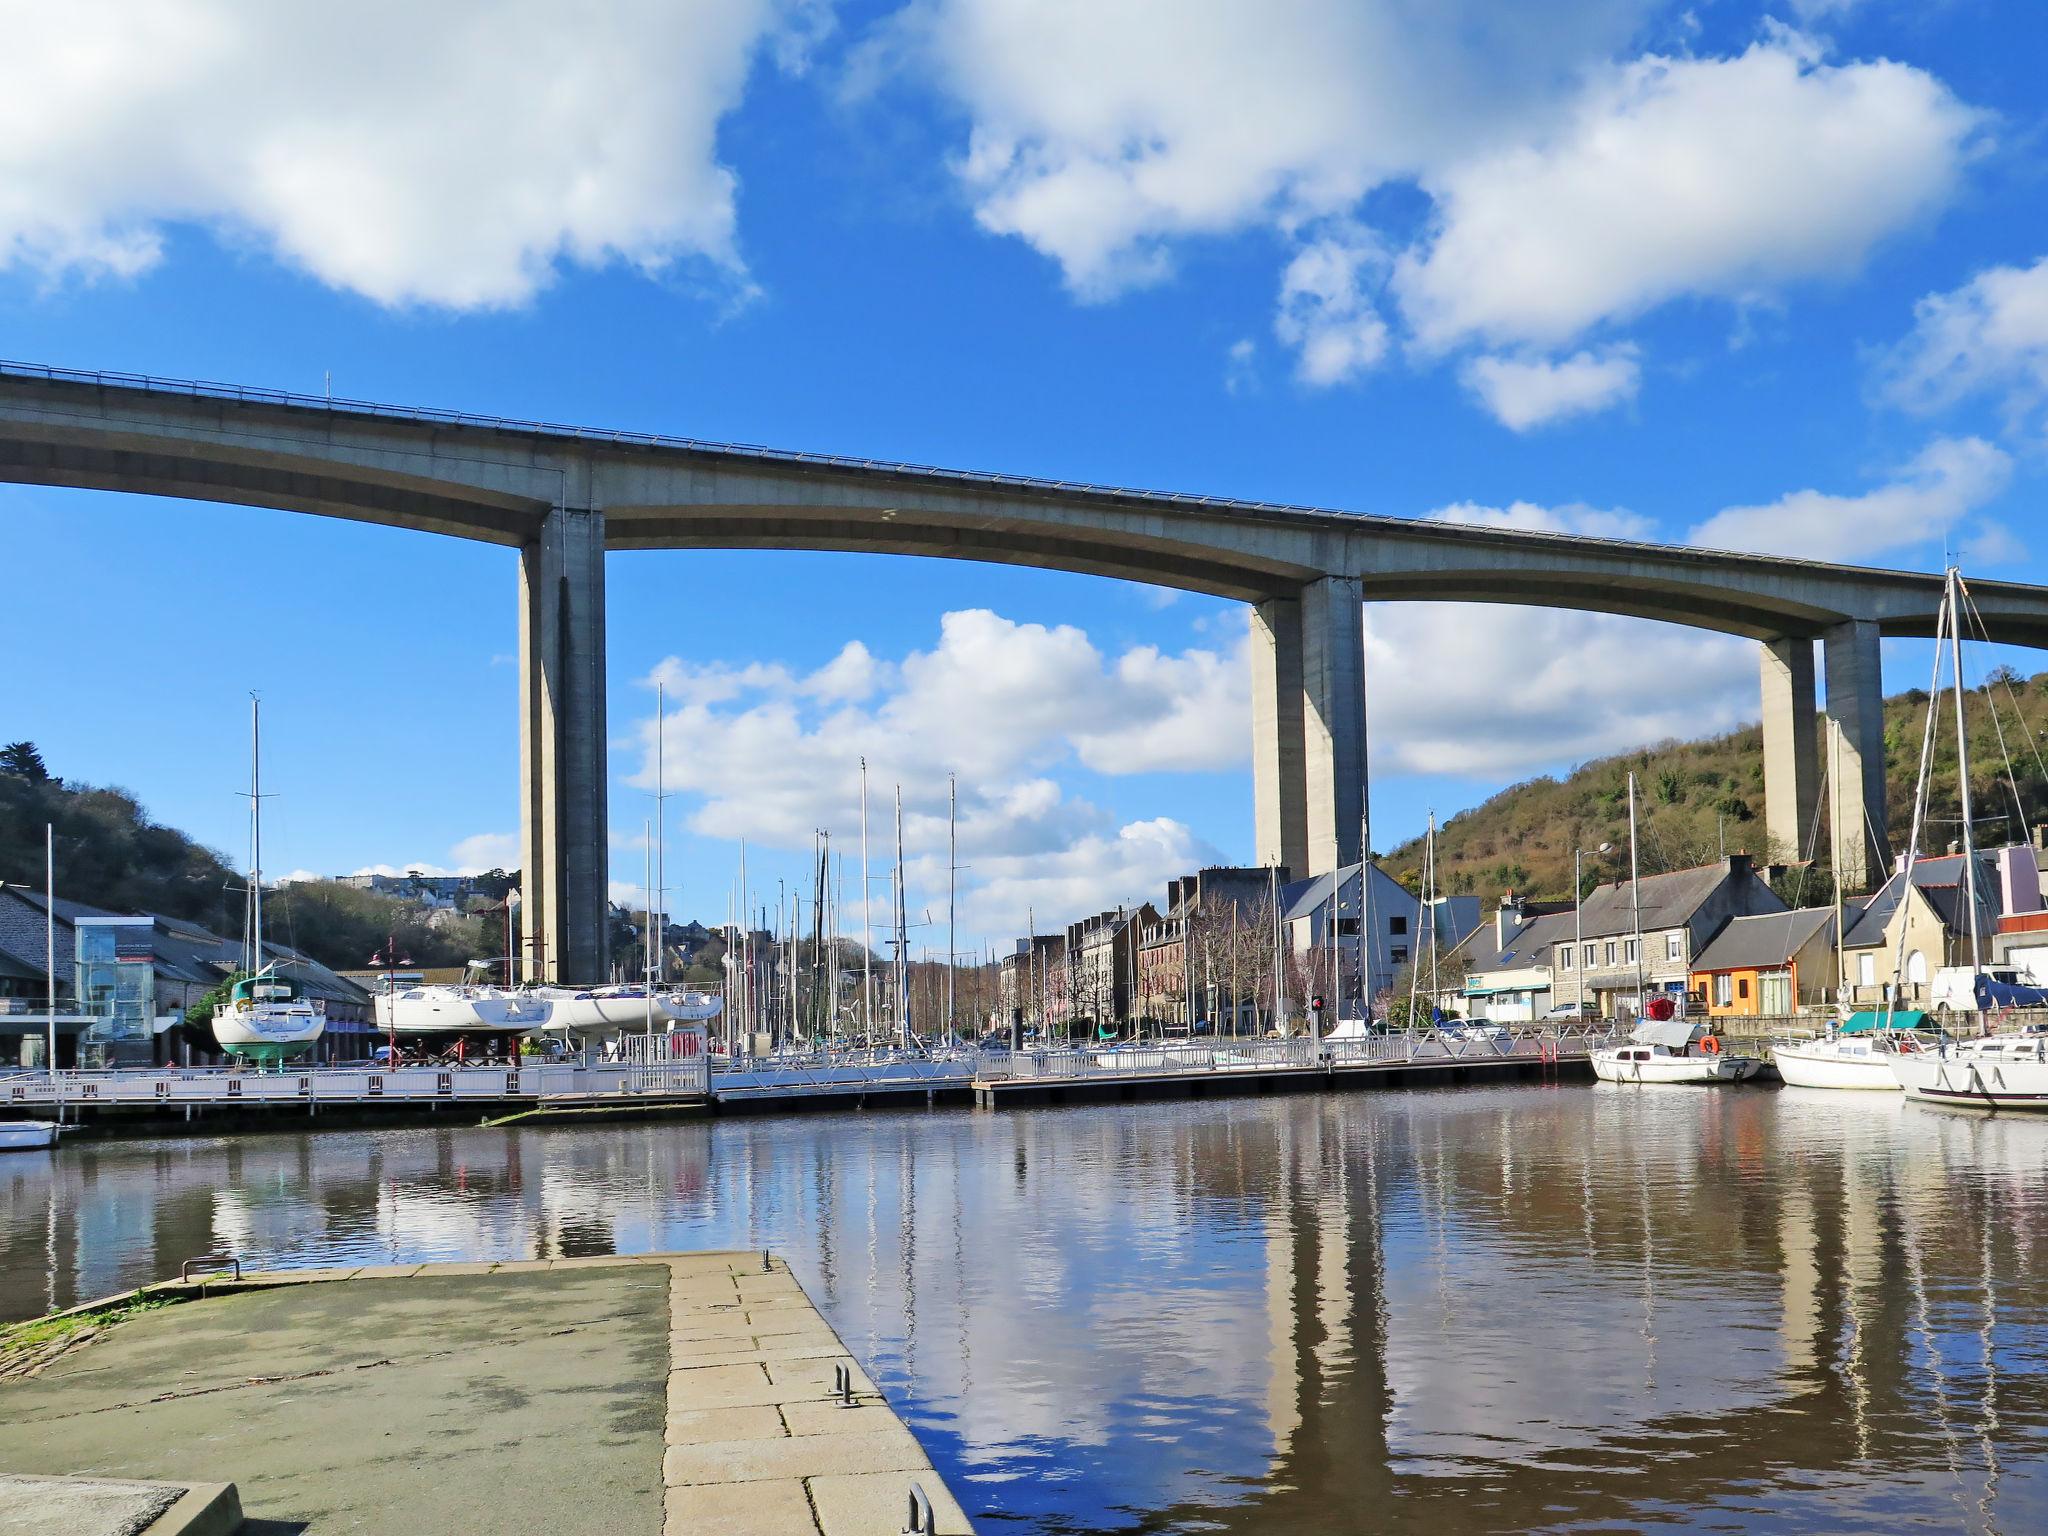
[212,696,325,1063]
[1775,715,1924,1091]
[1888,567,2048,1109]
[1591,771,1757,1084]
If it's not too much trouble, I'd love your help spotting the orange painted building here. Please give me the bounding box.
[1686,908,1839,1018]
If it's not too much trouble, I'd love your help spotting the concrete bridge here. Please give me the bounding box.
[4,361,2043,982]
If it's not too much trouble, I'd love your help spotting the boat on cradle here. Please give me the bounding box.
[1889,1028,2048,1110]
[535,986,720,1031]
[213,971,325,1063]
[0,1121,57,1152]
[1592,1019,1758,1084]
[213,695,324,1063]
[373,983,550,1035]
[1773,1011,1931,1091]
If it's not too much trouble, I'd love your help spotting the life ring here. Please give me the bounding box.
[1699,1035,1721,1055]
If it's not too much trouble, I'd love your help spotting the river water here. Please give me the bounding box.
[4,1083,2046,1533]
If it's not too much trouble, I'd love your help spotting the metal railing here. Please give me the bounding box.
[0,1058,707,1110]
[711,1054,977,1100]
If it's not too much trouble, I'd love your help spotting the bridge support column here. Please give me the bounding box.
[520,508,608,982]
[1252,597,1308,879]
[1301,576,1368,877]
[1824,619,1889,892]
[1760,638,1818,864]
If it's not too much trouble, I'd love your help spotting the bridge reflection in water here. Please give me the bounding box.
[2,1087,2044,1533]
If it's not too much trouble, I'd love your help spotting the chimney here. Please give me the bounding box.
[1496,890,1523,949]
[1725,853,1752,879]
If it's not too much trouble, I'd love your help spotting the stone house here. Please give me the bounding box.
[1550,855,1787,1019]
[1136,867,1279,1030]
[1838,846,2033,1008]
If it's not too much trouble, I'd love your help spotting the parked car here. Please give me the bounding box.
[1542,1001,1598,1021]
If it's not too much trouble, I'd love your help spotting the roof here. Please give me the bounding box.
[1691,908,1837,973]
[1843,850,2004,949]
[1574,859,1777,939]
[1456,910,1578,973]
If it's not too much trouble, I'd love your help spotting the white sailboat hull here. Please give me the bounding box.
[1891,1043,2048,1110]
[1772,1039,1906,1091]
[1591,1046,1756,1084]
[212,1004,323,1053]
[537,990,723,1031]
[374,988,546,1035]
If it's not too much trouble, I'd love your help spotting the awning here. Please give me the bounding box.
[1843,1009,1926,1034]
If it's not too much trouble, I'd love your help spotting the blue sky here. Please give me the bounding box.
[3,0,2048,954]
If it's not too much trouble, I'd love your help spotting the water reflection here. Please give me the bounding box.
[4,1085,2047,1533]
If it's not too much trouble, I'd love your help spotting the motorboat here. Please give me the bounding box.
[0,1121,57,1152]
[1592,1019,1758,1084]
[1889,1028,2048,1111]
[1772,1011,1928,1091]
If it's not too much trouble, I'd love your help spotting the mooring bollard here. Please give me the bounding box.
[762,1247,772,1273]
[902,1482,935,1534]
[833,1361,855,1407]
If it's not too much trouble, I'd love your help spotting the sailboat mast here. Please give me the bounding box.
[250,694,262,974]
[44,822,55,1082]
[895,785,908,1045]
[1359,813,1372,1020]
[655,682,666,992]
[860,760,873,1039]
[1830,716,1846,1011]
[1889,586,1952,1029]
[1948,566,1986,1022]
[1628,772,1643,1017]
[644,818,655,1036]
[946,774,956,1040]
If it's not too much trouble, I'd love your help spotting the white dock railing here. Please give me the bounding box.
[0,1058,709,1110]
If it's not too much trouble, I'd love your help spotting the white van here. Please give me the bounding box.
[1931,966,2030,1014]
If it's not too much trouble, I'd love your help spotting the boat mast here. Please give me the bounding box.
[860,759,873,1040]
[655,682,667,994]
[894,785,908,1045]
[1628,773,1644,1019]
[1270,866,1286,1033]
[1829,715,1846,1014]
[1889,584,1951,1030]
[1948,565,1986,1026]
[946,773,957,1041]
[1359,812,1372,1022]
[44,822,55,1082]
[644,818,655,1037]
[249,693,263,977]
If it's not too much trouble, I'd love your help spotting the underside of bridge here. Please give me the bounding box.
[4,365,2041,980]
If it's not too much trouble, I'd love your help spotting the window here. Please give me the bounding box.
[1560,948,1575,972]
[1907,951,1927,985]
[1715,974,1733,1007]
[1737,977,1750,1000]
[1584,944,1596,968]
[1336,918,1360,936]
[1604,941,1618,966]
[1858,953,1875,987]
[1624,939,1639,964]
[1391,946,1409,964]
[1666,933,1684,962]
[1390,915,1408,936]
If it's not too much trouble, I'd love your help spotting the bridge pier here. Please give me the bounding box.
[1252,579,1367,880]
[1760,638,1818,864]
[1824,619,1889,892]
[519,508,609,982]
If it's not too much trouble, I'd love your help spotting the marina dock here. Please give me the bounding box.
[0,1252,973,1535]
[0,1027,1611,1134]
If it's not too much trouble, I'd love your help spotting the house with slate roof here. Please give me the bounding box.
[1444,895,1579,1021]
[1688,908,1843,1017]
[1551,855,1787,1019]
[1838,845,2038,1008]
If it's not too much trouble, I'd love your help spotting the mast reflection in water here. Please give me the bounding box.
[4,1084,2046,1534]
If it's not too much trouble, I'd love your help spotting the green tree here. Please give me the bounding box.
[0,742,50,782]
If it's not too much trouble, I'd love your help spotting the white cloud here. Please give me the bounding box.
[898,11,1976,416]
[450,832,520,871]
[902,0,1655,298]
[1395,32,1980,350]
[630,610,1242,938]
[0,0,826,306]
[1430,501,1656,541]
[1879,255,2048,441]
[1460,347,1641,431]
[1273,230,1390,386]
[1687,435,2012,562]
[1365,602,1754,779]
